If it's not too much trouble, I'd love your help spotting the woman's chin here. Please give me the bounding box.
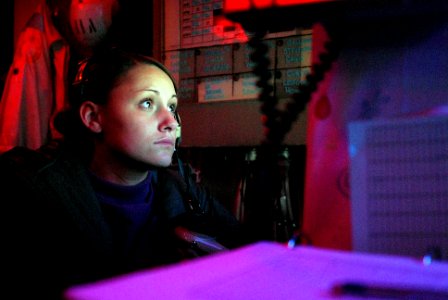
[153,153,175,168]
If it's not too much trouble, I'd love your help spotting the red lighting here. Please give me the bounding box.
[277,0,334,5]
[224,0,336,13]
[213,15,248,43]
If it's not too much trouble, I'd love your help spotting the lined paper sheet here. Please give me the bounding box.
[349,115,448,258]
[64,242,448,300]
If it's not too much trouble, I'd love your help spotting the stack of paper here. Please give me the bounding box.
[64,241,448,300]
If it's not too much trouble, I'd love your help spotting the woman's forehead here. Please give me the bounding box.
[119,64,173,84]
[113,64,177,95]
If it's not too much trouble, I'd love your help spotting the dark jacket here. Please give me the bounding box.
[0,143,245,299]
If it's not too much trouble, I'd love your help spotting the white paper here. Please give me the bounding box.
[64,241,448,300]
[349,115,448,258]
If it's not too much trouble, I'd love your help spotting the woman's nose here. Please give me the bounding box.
[159,108,179,132]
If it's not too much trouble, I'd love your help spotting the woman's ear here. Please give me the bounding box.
[79,101,102,133]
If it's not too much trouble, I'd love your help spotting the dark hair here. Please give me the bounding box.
[54,47,177,152]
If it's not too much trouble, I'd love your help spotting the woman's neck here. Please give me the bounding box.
[89,150,150,186]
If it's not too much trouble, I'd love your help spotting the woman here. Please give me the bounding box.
[0,47,247,299]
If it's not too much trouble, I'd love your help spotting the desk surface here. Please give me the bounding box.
[64,242,448,300]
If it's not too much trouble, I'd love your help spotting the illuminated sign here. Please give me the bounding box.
[223,0,337,13]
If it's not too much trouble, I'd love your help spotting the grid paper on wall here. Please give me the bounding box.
[163,0,312,103]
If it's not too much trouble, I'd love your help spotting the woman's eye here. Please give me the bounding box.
[169,103,177,113]
[140,99,153,110]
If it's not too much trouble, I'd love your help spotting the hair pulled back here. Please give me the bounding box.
[53,47,176,151]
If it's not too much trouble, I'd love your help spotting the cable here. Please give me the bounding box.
[249,23,341,146]
[244,22,341,242]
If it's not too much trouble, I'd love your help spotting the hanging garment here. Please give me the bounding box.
[0,1,70,152]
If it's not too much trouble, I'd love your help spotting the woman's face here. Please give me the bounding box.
[95,63,178,169]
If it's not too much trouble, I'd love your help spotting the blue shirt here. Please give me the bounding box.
[89,172,155,264]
